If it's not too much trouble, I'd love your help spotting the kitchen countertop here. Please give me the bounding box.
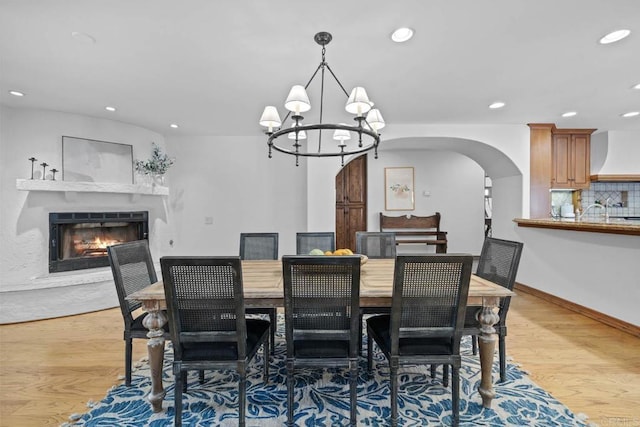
[514,217,640,236]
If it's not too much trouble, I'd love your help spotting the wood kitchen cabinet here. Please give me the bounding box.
[528,124,596,218]
[335,154,367,251]
[551,129,593,189]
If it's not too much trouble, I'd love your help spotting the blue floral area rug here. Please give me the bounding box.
[72,325,588,426]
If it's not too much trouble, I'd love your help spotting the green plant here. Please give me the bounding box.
[134,143,175,175]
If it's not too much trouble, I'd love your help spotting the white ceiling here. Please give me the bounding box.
[1,0,639,137]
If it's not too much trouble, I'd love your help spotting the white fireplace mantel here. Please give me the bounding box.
[16,178,168,201]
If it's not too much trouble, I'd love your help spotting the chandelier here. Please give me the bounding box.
[259,32,385,166]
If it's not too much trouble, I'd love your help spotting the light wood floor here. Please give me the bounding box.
[1,291,639,427]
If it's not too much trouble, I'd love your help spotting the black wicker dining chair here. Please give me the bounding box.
[282,255,361,427]
[107,240,169,386]
[355,231,396,259]
[161,256,270,427]
[295,231,335,254]
[239,232,279,354]
[367,254,472,427]
[464,237,523,383]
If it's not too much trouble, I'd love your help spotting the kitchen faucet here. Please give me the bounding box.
[578,197,611,222]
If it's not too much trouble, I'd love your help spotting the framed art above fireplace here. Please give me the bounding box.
[62,136,134,184]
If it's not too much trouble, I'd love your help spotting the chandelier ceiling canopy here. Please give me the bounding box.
[259,32,385,166]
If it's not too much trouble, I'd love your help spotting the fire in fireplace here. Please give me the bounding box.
[49,211,149,272]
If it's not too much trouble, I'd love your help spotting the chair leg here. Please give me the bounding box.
[452,365,460,427]
[124,337,133,386]
[286,359,295,427]
[263,337,270,383]
[199,370,205,384]
[174,367,183,427]
[269,308,276,355]
[367,332,374,375]
[350,358,358,426]
[238,363,247,427]
[430,364,436,378]
[443,365,449,388]
[359,311,365,355]
[390,364,398,427]
[471,335,478,355]
[182,371,188,393]
[499,334,507,382]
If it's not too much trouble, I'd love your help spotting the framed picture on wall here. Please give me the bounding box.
[384,167,415,211]
[62,136,134,184]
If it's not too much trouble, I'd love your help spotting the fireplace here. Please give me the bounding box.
[49,211,149,272]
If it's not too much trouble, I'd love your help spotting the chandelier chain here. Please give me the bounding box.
[318,62,326,153]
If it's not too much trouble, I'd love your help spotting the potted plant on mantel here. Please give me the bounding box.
[134,142,175,185]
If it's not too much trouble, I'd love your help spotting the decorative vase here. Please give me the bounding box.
[136,173,152,185]
[153,174,165,186]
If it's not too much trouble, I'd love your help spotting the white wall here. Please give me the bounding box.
[164,135,307,258]
[367,150,485,253]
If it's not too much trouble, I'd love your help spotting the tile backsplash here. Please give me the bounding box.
[581,182,640,218]
[550,182,640,219]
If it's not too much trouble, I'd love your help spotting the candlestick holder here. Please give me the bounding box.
[28,157,37,179]
[40,162,49,180]
[50,168,59,181]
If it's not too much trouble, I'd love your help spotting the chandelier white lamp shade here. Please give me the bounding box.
[259,106,282,133]
[284,85,311,114]
[259,31,384,166]
[333,124,351,148]
[345,87,373,116]
[366,109,385,131]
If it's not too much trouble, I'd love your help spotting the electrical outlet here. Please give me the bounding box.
[204,216,213,225]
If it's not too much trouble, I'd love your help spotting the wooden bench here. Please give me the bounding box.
[379,212,448,253]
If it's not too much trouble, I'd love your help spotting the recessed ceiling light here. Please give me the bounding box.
[391,27,414,43]
[621,111,639,118]
[9,90,25,97]
[488,101,505,109]
[599,29,631,44]
[105,106,116,112]
[71,31,96,44]
[170,124,179,129]
[562,111,577,117]
[633,83,640,90]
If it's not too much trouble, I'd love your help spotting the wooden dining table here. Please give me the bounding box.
[128,258,514,413]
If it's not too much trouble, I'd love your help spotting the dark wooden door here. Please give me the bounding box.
[335,155,367,251]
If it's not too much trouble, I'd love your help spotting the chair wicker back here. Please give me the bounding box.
[282,255,361,426]
[161,256,270,427]
[355,231,396,258]
[295,232,335,254]
[239,232,279,260]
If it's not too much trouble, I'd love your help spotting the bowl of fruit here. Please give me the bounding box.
[308,248,368,264]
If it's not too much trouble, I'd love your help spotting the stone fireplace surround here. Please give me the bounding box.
[1,182,168,324]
